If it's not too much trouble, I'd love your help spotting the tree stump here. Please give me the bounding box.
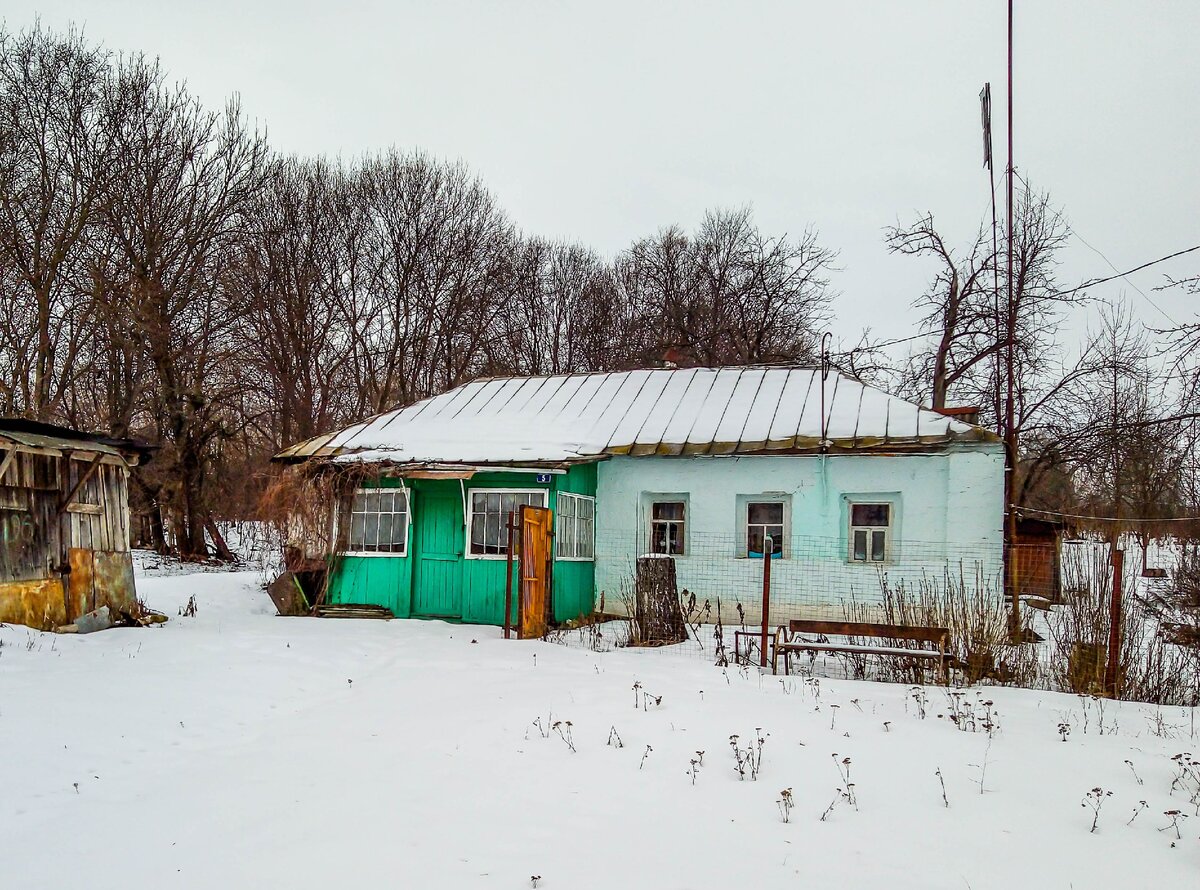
[633,555,688,645]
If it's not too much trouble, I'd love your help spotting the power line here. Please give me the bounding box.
[1017,506,1200,524]
[1070,230,1179,326]
[1051,243,1200,301]
[1008,169,1195,312]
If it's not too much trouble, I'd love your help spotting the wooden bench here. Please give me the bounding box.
[772,619,951,683]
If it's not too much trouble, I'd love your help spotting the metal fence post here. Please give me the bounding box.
[760,535,773,668]
[1104,546,1124,697]
[503,510,516,640]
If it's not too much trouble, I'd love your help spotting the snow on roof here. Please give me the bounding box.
[275,367,998,465]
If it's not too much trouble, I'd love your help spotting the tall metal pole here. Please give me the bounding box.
[760,535,773,669]
[1004,0,1021,638]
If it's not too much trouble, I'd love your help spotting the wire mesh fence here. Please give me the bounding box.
[592,527,1014,627]
[544,529,1200,707]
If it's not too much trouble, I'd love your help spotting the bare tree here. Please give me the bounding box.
[617,208,834,366]
[885,214,997,412]
[96,56,268,556]
[490,238,631,375]
[0,24,111,418]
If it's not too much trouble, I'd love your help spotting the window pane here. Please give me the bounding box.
[501,494,518,518]
[352,491,368,513]
[766,525,784,555]
[559,495,576,520]
[364,490,380,514]
[871,530,887,561]
[852,529,867,561]
[470,515,486,553]
[653,501,684,520]
[364,513,379,547]
[350,512,366,548]
[668,523,683,555]
[748,502,783,524]
[391,513,407,546]
[650,523,668,554]
[472,492,488,512]
[580,517,594,559]
[748,526,765,557]
[557,509,574,557]
[377,513,392,547]
[486,510,501,553]
[851,503,889,526]
[580,498,594,521]
[486,492,501,514]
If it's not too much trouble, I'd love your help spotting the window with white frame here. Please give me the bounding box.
[746,501,785,558]
[343,488,409,555]
[468,489,547,557]
[648,500,686,555]
[849,502,891,562]
[556,493,595,560]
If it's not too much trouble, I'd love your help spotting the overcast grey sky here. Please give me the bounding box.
[12,0,1200,350]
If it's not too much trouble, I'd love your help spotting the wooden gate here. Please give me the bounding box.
[518,504,553,639]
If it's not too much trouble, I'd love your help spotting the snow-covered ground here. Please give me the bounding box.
[1,567,1197,889]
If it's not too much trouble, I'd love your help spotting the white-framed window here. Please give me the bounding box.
[467,488,548,558]
[746,501,785,559]
[342,487,410,556]
[556,492,595,561]
[849,502,891,563]
[649,500,686,555]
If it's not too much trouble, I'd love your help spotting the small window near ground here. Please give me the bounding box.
[468,489,547,557]
[747,501,785,558]
[556,493,595,560]
[649,501,686,555]
[849,503,891,562]
[344,488,410,555]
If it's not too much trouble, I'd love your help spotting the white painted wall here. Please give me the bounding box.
[593,446,1004,623]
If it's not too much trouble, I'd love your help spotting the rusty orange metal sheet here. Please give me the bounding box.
[0,577,66,629]
[92,550,137,616]
[68,547,95,619]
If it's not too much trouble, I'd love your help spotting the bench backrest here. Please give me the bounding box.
[789,619,949,646]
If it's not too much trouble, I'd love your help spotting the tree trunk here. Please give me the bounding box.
[633,556,688,645]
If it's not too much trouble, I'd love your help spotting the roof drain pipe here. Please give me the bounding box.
[459,478,468,528]
[399,475,410,516]
[819,333,832,511]
[819,332,832,453]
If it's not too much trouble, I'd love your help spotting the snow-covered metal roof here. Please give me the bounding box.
[275,367,998,465]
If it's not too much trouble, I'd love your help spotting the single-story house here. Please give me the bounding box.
[0,419,147,629]
[273,367,1004,626]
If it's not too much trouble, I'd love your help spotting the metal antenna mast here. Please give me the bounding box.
[1004,0,1021,637]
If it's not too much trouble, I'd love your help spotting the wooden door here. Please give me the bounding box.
[412,490,463,618]
[519,505,553,639]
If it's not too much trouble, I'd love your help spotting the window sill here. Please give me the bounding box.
[339,550,409,559]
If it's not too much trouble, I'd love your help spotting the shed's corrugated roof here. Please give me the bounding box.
[0,428,123,458]
[275,367,998,464]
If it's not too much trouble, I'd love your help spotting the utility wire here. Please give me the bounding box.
[1070,230,1179,325]
[1008,169,1196,309]
[1051,244,1200,301]
[1016,506,1200,524]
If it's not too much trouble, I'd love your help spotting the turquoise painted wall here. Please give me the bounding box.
[592,447,1006,624]
[328,477,413,617]
[327,466,598,626]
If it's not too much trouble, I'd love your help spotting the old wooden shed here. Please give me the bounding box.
[0,419,147,630]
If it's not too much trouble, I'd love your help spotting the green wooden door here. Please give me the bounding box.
[412,489,464,618]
